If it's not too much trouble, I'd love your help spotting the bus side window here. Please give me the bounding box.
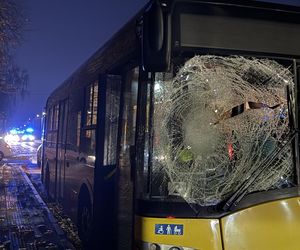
[81,82,98,157]
[76,111,81,148]
[103,75,122,166]
[103,75,121,166]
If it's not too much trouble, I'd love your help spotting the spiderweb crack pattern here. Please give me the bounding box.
[154,56,294,206]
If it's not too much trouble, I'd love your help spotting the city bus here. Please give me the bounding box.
[41,0,300,249]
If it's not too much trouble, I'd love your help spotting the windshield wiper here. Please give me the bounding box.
[222,129,298,211]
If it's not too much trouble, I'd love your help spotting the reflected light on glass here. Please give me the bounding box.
[154,82,162,92]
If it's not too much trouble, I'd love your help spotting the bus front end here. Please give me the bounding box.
[135,1,300,249]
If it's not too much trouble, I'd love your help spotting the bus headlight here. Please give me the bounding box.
[150,243,160,250]
[140,242,195,250]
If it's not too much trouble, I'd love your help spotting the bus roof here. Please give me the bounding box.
[47,0,300,105]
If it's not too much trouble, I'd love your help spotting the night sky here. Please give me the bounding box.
[12,0,300,126]
[14,0,147,125]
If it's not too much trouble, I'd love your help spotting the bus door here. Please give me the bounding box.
[47,104,59,199]
[56,99,69,201]
[92,74,122,247]
[116,67,139,249]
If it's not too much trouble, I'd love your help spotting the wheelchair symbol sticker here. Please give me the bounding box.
[155,224,184,235]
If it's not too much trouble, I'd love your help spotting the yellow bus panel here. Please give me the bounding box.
[221,197,300,250]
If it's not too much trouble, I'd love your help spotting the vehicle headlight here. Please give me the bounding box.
[150,243,160,250]
[28,135,35,141]
[21,135,28,141]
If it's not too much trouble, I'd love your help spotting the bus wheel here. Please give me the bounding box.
[78,188,92,248]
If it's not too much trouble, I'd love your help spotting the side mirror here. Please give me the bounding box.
[142,0,170,72]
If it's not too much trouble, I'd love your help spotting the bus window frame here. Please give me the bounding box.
[84,81,98,127]
[294,60,300,184]
[46,105,59,148]
[135,56,300,213]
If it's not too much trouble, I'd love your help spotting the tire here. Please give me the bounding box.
[0,151,4,161]
[77,188,92,249]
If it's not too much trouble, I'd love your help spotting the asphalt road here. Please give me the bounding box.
[4,141,41,165]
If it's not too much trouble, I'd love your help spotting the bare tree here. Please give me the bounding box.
[0,55,28,95]
[0,0,28,131]
[0,0,28,94]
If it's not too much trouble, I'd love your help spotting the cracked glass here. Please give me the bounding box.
[149,55,295,206]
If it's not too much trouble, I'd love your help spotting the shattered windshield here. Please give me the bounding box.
[149,55,295,206]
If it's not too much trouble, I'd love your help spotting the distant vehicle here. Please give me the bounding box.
[4,133,20,143]
[21,133,35,142]
[0,138,12,160]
